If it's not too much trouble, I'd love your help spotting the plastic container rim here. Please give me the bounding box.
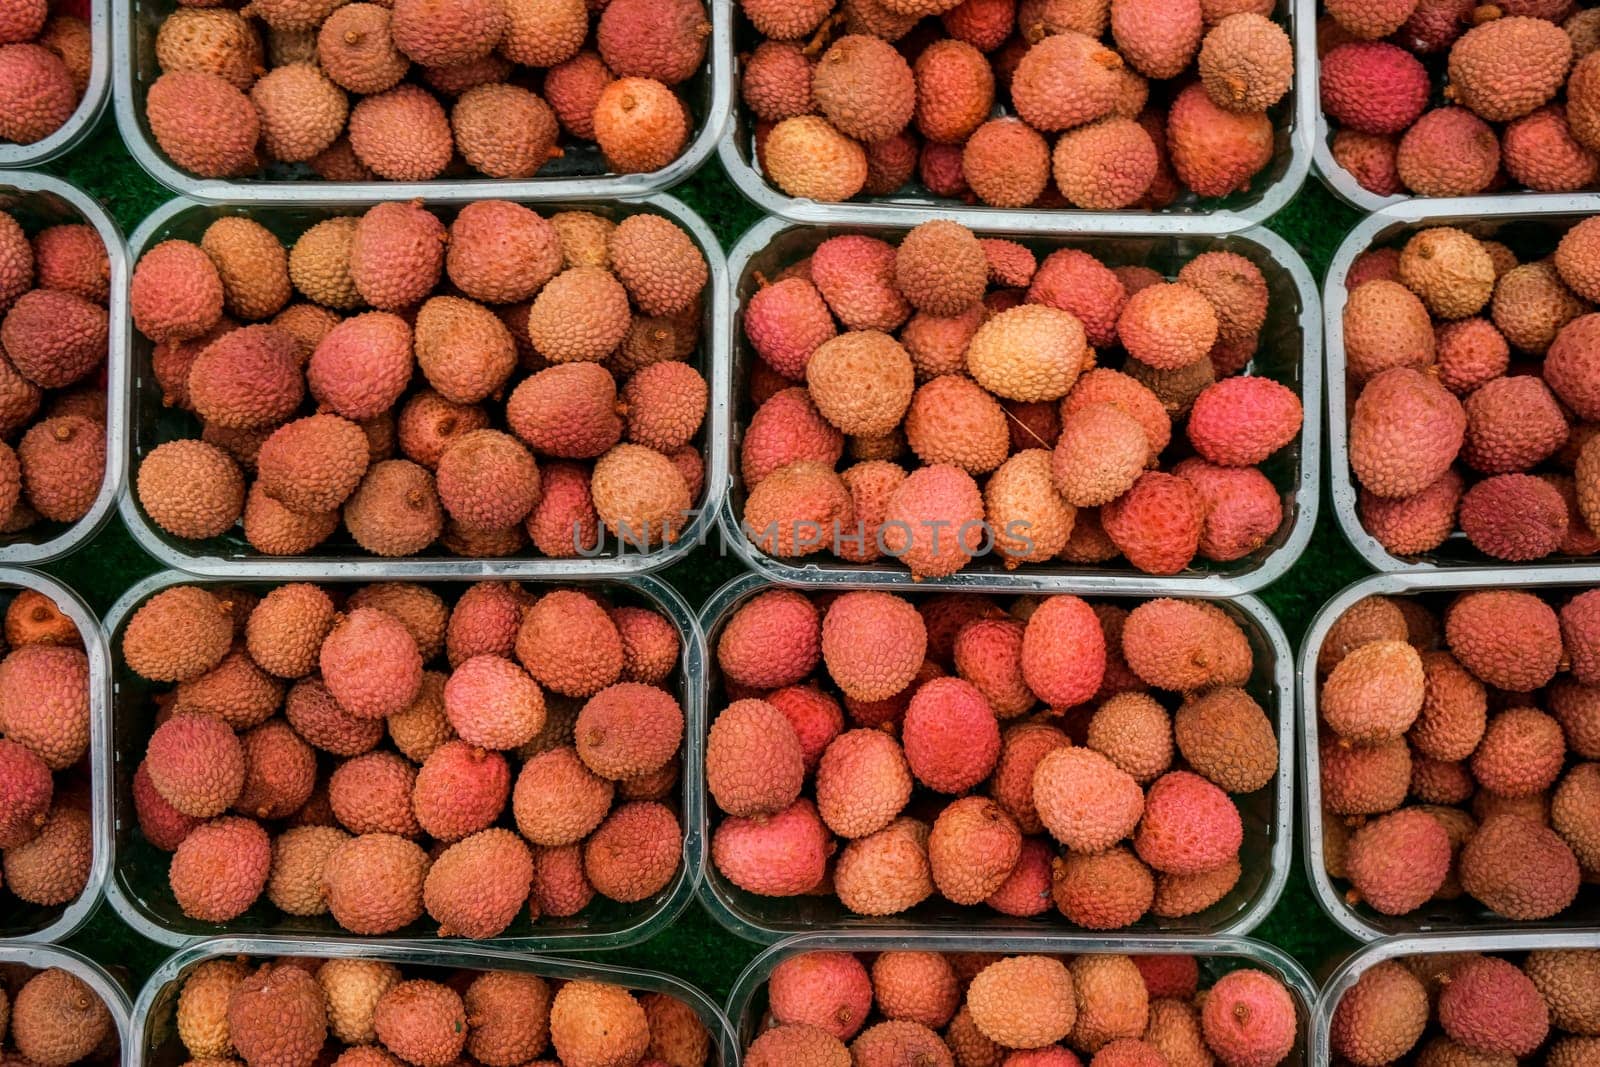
[1323,195,1600,573]
[116,191,730,578]
[715,1,1314,233]
[726,931,1319,1061]
[0,568,112,943]
[130,935,738,1067]
[0,171,128,564]
[1301,0,1600,215]
[0,941,135,1051]
[694,570,1296,944]
[1298,567,1600,941]
[0,1,112,169]
[1311,929,1600,1063]
[110,0,733,204]
[98,568,707,951]
[714,214,1322,595]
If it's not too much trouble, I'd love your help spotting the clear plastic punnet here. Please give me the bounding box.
[132,937,737,1067]
[1325,198,1600,573]
[728,932,1318,1065]
[0,172,127,563]
[118,194,729,577]
[1300,570,1600,940]
[718,216,1320,594]
[101,570,706,951]
[0,568,112,943]
[0,2,111,169]
[1313,931,1600,1064]
[0,942,132,1060]
[696,572,1295,944]
[718,0,1313,234]
[112,0,732,203]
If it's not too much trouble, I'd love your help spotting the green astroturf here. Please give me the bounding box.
[34,116,1377,1009]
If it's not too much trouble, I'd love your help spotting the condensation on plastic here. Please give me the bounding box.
[0,943,133,1054]
[1324,198,1600,572]
[0,172,127,563]
[728,932,1318,1065]
[695,572,1295,945]
[0,568,111,943]
[1300,570,1600,941]
[132,937,736,1067]
[1303,0,1600,215]
[118,193,729,578]
[0,2,111,169]
[1313,930,1600,1063]
[112,0,733,203]
[716,215,1321,594]
[100,569,706,950]
[717,0,1313,233]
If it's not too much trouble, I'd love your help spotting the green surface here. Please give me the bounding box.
[37,114,1377,1012]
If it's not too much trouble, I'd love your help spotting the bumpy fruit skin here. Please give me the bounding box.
[1187,377,1301,467]
[712,797,830,896]
[1398,107,1501,196]
[1102,471,1204,575]
[1348,368,1465,500]
[705,697,804,817]
[1445,589,1561,691]
[146,71,260,178]
[1345,807,1451,915]
[822,590,927,702]
[966,955,1076,1049]
[1331,961,1428,1067]
[1166,82,1273,197]
[1459,813,1580,920]
[1437,956,1550,1058]
[169,816,271,921]
[322,832,428,934]
[1134,770,1242,875]
[716,588,820,689]
[1446,16,1571,123]
[1200,970,1296,1067]
[1323,43,1430,135]
[1011,31,1123,131]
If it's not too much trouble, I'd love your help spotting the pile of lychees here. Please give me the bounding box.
[1330,949,1599,1066]
[0,965,116,1067]
[738,218,1303,578]
[0,206,110,538]
[0,588,93,920]
[141,0,709,181]
[1315,590,1598,923]
[1321,0,1600,198]
[122,579,688,938]
[746,949,1299,1067]
[738,0,1294,209]
[0,0,91,147]
[128,200,709,560]
[169,954,711,1067]
[1342,219,1600,563]
[707,587,1281,930]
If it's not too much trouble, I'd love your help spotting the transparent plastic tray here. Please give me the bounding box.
[111,0,732,203]
[1313,930,1600,1064]
[696,572,1295,944]
[118,193,729,577]
[728,932,1318,1066]
[0,568,111,943]
[1299,570,1600,941]
[0,172,127,564]
[1302,0,1600,215]
[0,1,111,169]
[0,942,132,1058]
[717,216,1320,594]
[132,937,737,1067]
[1325,198,1600,572]
[717,0,1313,233]
[100,570,706,950]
